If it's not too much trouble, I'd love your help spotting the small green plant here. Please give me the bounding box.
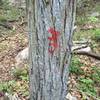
[70,57,84,75]
[0,80,16,93]
[11,68,29,97]
[78,78,97,96]
[76,16,88,25]
[0,0,10,10]
[88,16,99,23]
[5,8,21,21]
[93,29,100,42]
[74,28,100,42]
[75,65,100,98]
[0,67,29,98]
[11,67,29,81]
[0,1,23,22]
[90,66,100,83]
[79,78,94,86]
[70,56,100,98]
[0,15,7,22]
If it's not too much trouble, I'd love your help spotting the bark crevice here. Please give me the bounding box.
[28,0,76,100]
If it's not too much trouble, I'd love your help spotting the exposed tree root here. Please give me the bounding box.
[73,51,100,60]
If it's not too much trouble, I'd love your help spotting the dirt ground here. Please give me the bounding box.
[0,20,28,82]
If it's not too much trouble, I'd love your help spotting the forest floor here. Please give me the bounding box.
[0,20,28,82]
[0,2,100,100]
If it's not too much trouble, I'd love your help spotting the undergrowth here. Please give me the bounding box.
[0,67,29,98]
[70,56,100,99]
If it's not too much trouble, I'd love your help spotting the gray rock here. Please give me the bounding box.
[15,47,29,67]
[66,93,77,100]
[90,12,100,17]
[5,93,21,100]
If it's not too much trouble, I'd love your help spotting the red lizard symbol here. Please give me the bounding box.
[48,28,60,54]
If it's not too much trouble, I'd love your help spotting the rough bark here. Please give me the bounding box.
[28,0,76,100]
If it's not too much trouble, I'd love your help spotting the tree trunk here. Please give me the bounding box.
[28,0,76,100]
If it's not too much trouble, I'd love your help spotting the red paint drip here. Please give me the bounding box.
[48,28,60,54]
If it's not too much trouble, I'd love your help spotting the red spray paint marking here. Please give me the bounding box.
[48,28,60,54]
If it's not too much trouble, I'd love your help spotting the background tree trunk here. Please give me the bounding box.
[28,0,76,100]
